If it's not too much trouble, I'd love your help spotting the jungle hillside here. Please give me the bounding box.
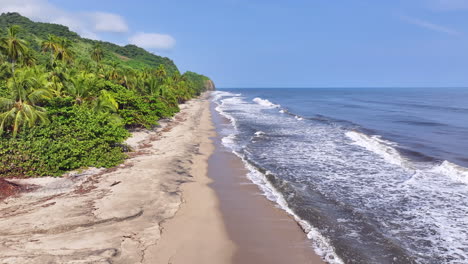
[0,12,214,178]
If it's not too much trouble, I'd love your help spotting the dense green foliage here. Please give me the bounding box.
[0,12,213,177]
[0,12,178,72]
[0,105,129,177]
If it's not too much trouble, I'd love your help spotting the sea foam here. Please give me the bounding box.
[346,131,411,169]
[252,97,280,108]
[346,130,468,185]
[213,93,345,264]
[254,131,265,137]
[431,160,468,185]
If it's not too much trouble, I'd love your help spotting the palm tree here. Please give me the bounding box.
[48,62,70,97]
[93,90,118,113]
[91,43,104,65]
[0,67,51,136]
[41,34,60,66]
[155,65,167,81]
[66,72,98,105]
[105,61,121,81]
[21,48,37,67]
[0,26,28,74]
[144,77,161,96]
[66,72,118,113]
[56,37,74,64]
[158,77,178,106]
[124,71,143,92]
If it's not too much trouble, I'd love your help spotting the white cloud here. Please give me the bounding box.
[129,32,176,50]
[0,0,129,39]
[0,0,177,49]
[89,12,128,33]
[0,0,61,22]
[400,15,462,36]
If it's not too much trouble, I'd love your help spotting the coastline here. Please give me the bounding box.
[209,102,325,264]
[0,92,326,264]
[0,92,232,263]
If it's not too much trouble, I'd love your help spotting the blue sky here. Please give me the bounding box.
[2,0,468,88]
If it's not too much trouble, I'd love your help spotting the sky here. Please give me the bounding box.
[1,0,468,88]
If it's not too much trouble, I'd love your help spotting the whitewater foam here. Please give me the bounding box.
[431,160,468,185]
[221,134,237,149]
[253,97,280,108]
[254,131,265,137]
[345,131,412,169]
[346,130,468,186]
[213,93,345,264]
[214,96,242,128]
[211,91,241,101]
[233,151,345,264]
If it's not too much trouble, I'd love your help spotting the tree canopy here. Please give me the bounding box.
[0,13,213,177]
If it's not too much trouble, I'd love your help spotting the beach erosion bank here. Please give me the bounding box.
[0,92,323,264]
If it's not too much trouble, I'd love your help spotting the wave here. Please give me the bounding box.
[214,90,468,263]
[431,161,468,185]
[252,97,280,108]
[211,90,241,101]
[394,120,447,127]
[277,108,361,129]
[212,92,242,128]
[213,93,345,264]
[221,134,237,149]
[346,130,468,185]
[345,131,412,169]
[219,91,468,189]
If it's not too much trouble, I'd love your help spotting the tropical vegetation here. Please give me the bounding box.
[0,12,213,177]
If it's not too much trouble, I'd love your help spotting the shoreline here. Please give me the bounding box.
[0,93,230,263]
[209,100,325,264]
[0,92,326,263]
[142,93,235,263]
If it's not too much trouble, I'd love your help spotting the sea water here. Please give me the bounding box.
[212,88,468,264]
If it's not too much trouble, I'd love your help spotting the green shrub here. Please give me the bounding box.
[104,81,179,128]
[0,105,129,177]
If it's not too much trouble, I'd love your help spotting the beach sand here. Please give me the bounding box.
[0,93,231,263]
[0,92,325,264]
[142,94,235,263]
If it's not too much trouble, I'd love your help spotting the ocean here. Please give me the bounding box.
[212,88,468,264]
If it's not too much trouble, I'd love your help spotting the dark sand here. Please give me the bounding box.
[209,104,325,264]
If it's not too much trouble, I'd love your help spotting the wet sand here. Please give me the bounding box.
[209,103,325,264]
[144,95,235,263]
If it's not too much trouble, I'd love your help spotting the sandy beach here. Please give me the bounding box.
[0,92,323,264]
[0,93,232,263]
